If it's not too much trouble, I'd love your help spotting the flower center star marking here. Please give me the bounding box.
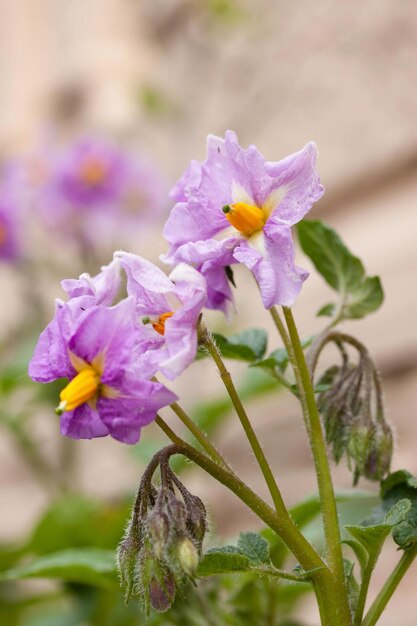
[143,311,174,336]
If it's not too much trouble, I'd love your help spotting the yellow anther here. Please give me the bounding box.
[222,202,265,237]
[152,311,174,336]
[56,367,100,414]
[79,158,107,186]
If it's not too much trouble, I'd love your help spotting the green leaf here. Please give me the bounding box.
[1,548,117,588]
[28,495,128,555]
[212,329,268,362]
[197,549,251,576]
[368,470,417,549]
[297,220,383,321]
[251,338,314,380]
[346,499,411,558]
[237,532,270,564]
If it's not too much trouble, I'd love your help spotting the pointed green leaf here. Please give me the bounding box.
[297,220,384,321]
[346,499,411,558]
[210,329,267,362]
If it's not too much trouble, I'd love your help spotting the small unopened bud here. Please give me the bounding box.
[149,571,176,613]
[147,510,170,559]
[166,493,187,531]
[116,535,140,603]
[364,422,393,482]
[176,537,200,576]
[186,495,207,545]
[347,421,372,485]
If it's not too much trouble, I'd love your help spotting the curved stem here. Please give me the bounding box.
[201,329,286,517]
[170,401,227,467]
[155,416,348,626]
[362,544,417,626]
[270,306,351,625]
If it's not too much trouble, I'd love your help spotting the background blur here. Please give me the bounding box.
[1,1,417,625]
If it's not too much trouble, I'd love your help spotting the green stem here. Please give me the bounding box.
[170,401,227,467]
[362,544,417,626]
[270,306,351,625]
[202,330,285,516]
[353,549,381,626]
[155,415,347,626]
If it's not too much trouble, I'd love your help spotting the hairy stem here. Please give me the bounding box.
[170,401,227,467]
[201,329,286,517]
[270,306,351,625]
[362,544,417,626]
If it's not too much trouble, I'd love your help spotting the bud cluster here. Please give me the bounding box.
[117,448,207,614]
[311,333,393,485]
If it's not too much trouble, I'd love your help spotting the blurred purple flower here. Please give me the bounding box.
[39,137,168,231]
[116,252,206,380]
[0,199,20,261]
[162,131,324,309]
[29,295,176,444]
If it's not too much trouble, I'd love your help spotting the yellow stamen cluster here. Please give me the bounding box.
[223,202,265,237]
[79,159,107,186]
[56,367,100,415]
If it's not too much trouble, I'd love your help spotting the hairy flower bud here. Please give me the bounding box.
[147,510,170,559]
[137,544,176,615]
[363,422,393,482]
[186,494,207,546]
[347,421,373,485]
[176,537,200,576]
[116,535,140,603]
[166,492,187,531]
[148,571,176,613]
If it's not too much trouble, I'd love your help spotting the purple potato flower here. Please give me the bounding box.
[53,137,130,209]
[115,252,206,380]
[162,131,324,309]
[29,296,177,444]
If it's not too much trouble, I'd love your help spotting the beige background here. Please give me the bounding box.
[1,1,417,624]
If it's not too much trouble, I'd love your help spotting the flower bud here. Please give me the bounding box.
[137,544,176,615]
[147,510,170,559]
[186,494,207,546]
[116,535,140,603]
[363,422,393,482]
[148,571,176,613]
[176,537,200,576]
[347,420,372,485]
[166,492,187,531]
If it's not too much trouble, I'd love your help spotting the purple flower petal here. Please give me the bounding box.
[115,251,172,315]
[61,258,121,306]
[60,404,109,439]
[233,226,308,308]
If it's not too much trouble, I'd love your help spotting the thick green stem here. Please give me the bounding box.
[270,306,351,625]
[156,415,348,626]
[170,401,227,467]
[202,330,286,517]
[362,544,417,626]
